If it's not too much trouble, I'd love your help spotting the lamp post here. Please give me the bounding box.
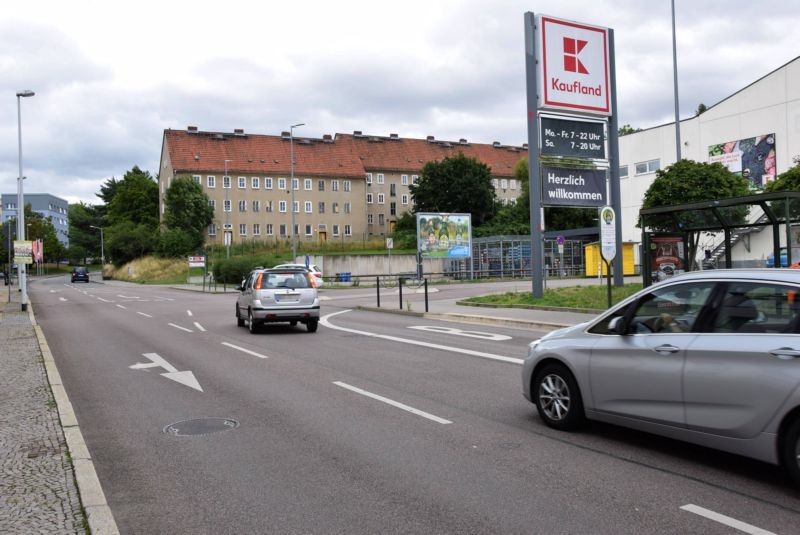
[224,159,232,258]
[17,89,34,311]
[90,225,104,267]
[290,123,304,261]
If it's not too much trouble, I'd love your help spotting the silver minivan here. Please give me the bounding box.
[236,268,320,333]
[522,269,800,486]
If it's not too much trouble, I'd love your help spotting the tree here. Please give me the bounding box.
[68,202,103,264]
[161,176,214,255]
[618,124,642,136]
[102,166,159,266]
[409,152,497,225]
[640,159,750,267]
[695,103,708,116]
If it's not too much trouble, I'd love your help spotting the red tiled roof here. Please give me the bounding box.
[163,129,526,178]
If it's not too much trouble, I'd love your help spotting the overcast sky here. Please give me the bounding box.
[1,0,798,205]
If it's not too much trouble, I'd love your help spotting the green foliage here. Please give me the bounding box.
[107,166,159,227]
[618,124,642,136]
[409,152,497,225]
[163,176,214,235]
[68,202,103,263]
[67,244,88,265]
[212,256,270,284]
[695,103,708,116]
[764,163,800,193]
[106,221,157,267]
[158,228,202,258]
[389,212,417,249]
[462,283,643,311]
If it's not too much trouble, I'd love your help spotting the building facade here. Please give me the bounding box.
[1,192,70,246]
[159,128,526,247]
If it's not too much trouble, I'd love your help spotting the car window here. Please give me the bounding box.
[711,282,800,334]
[266,273,310,288]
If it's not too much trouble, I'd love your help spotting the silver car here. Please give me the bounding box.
[522,269,800,486]
[273,263,325,287]
[236,268,320,333]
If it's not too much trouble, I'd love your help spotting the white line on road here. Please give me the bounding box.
[409,325,511,341]
[680,504,775,535]
[137,312,152,318]
[333,381,452,424]
[59,297,67,302]
[116,304,127,309]
[168,323,193,333]
[187,310,193,316]
[193,322,206,332]
[97,297,111,302]
[321,310,523,365]
[222,342,268,359]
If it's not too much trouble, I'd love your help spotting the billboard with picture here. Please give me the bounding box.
[708,134,776,190]
[416,213,472,258]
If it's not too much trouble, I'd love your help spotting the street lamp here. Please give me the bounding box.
[17,89,34,311]
[290,123,304,261]
[90,225,104,267]
[224,159,232,258]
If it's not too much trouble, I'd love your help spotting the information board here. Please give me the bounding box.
[540,117,605,158]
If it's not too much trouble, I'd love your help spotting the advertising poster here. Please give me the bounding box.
[649,235,685,282]
[416,213,472,258]
[708,134,776,189]
[14,240,33,264]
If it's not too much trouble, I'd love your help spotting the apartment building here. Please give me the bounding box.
[159,127,526,247]
[1,192,70,246]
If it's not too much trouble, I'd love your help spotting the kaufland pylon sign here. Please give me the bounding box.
[536,14,611,116]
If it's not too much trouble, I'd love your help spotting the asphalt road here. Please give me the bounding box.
[31,276,800,534]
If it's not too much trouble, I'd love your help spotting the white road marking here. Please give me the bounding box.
[97,297,112,302]
[321,310,523,365]
[117,294,139,299]
[168,323,193,333]
[193,321,206,332]
[408,325,511,341]
[334,381,452,424]
[59,297,67,302]
[680,504,775,535]
[137,312,152,318]
[130,353,203,392]
[187,310,193,316]
[116,304,127,309]
[222,342,269,359]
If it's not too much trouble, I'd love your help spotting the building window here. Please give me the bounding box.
[332,180,339,192]
[378,193,385,204]
[635,159,660,175]
[510,179,517,190]
[345,224,352,236]
[193,175,201,184]
[253,223,261,236]
[252,177,260,189]
[501,179,508,189]
[239,223,247,236]
[279,224,287,236]
[492,178,499,188]
[238,177,246,189]
[318,202,325,214]
[223,200,231,212]
[377,173,384,184]
[278,178,286,190]
[279,200,287,212]
[252,200,260,212]
[366,173,373,185]
[619,165,629,178]
[333,224,340,236]
[266,224,273,235]
[401,194,409,205]
[207,176,216,188]
[305,201,312,213]
[390,183,396,196]
[318,180,325,191]
[266,200,273,213]
[390,202,396,215]
[209,200,216,211]
[366,193,373,204]
[411,175,418,184]
[238,200,247,212]
[223,175,231,189]
[208,223,217,236]
[265,177,273,189]
[294,224,299,237]
[344,202,351,214]
[293,201,300,213]
[344,180,351,192]
[304,178,312,191]
[401,174,408,185]
[333,202,339,213]
[367,214,374,225]
[292,178,299,190]
[305,224,313,236]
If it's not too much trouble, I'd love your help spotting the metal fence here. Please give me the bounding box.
[463,235,593,279]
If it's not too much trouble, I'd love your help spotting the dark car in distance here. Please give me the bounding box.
[71,266,89,283]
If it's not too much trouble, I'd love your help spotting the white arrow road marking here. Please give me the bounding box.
[168,323,193,333]
[334,381,452,424]
[680,505,775,535]
[59,297,67,302]
[321,310,523,365]
[408,325,511,341]
[137,312,152,318]
[222,342,269,359]
[193,322,206,332]
[130,353,203,392]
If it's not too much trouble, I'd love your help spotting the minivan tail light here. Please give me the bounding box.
[307,273,317,288]
[254,273,263,289]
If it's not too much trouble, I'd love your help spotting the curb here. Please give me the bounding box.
[356,305,571,332]
[30,303,120,535]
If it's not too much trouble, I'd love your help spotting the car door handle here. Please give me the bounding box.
[654,344,680,354]
[770,347,800,360]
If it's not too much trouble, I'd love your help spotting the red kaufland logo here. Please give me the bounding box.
[563,37,589,74]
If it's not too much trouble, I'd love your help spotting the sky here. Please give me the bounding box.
[1,0,798,205]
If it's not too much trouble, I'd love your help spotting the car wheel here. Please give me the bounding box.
[780,416,800,487]
[248,310,259,334]
[236,305,245,327]
[533,364,585,430]
[307,319,318,333]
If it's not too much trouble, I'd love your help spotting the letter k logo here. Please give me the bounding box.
[563,37,589,74]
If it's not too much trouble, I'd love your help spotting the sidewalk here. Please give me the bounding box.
[0,286,118,534]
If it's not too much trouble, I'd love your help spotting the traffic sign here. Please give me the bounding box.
[600,206,617,261]
[556,235,565,245]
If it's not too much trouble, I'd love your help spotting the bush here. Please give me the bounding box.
[158,228,202,258]
[213,256,269,284]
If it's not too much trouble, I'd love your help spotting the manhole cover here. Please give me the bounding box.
[163,418,239,437]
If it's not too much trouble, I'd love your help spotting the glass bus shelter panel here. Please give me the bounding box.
[764,198,800,223]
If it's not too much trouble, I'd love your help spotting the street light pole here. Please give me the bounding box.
[290,123,304,261]
[90,225,104,267]
[224,159,232,258]
[16,89,34,311]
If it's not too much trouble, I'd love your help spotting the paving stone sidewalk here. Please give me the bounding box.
[0,292,85,534]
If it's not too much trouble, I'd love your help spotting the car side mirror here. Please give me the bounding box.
[608,316,628,335]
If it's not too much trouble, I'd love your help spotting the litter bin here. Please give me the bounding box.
[341,272,351,282]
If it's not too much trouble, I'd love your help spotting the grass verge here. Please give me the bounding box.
[462,283,643,311]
